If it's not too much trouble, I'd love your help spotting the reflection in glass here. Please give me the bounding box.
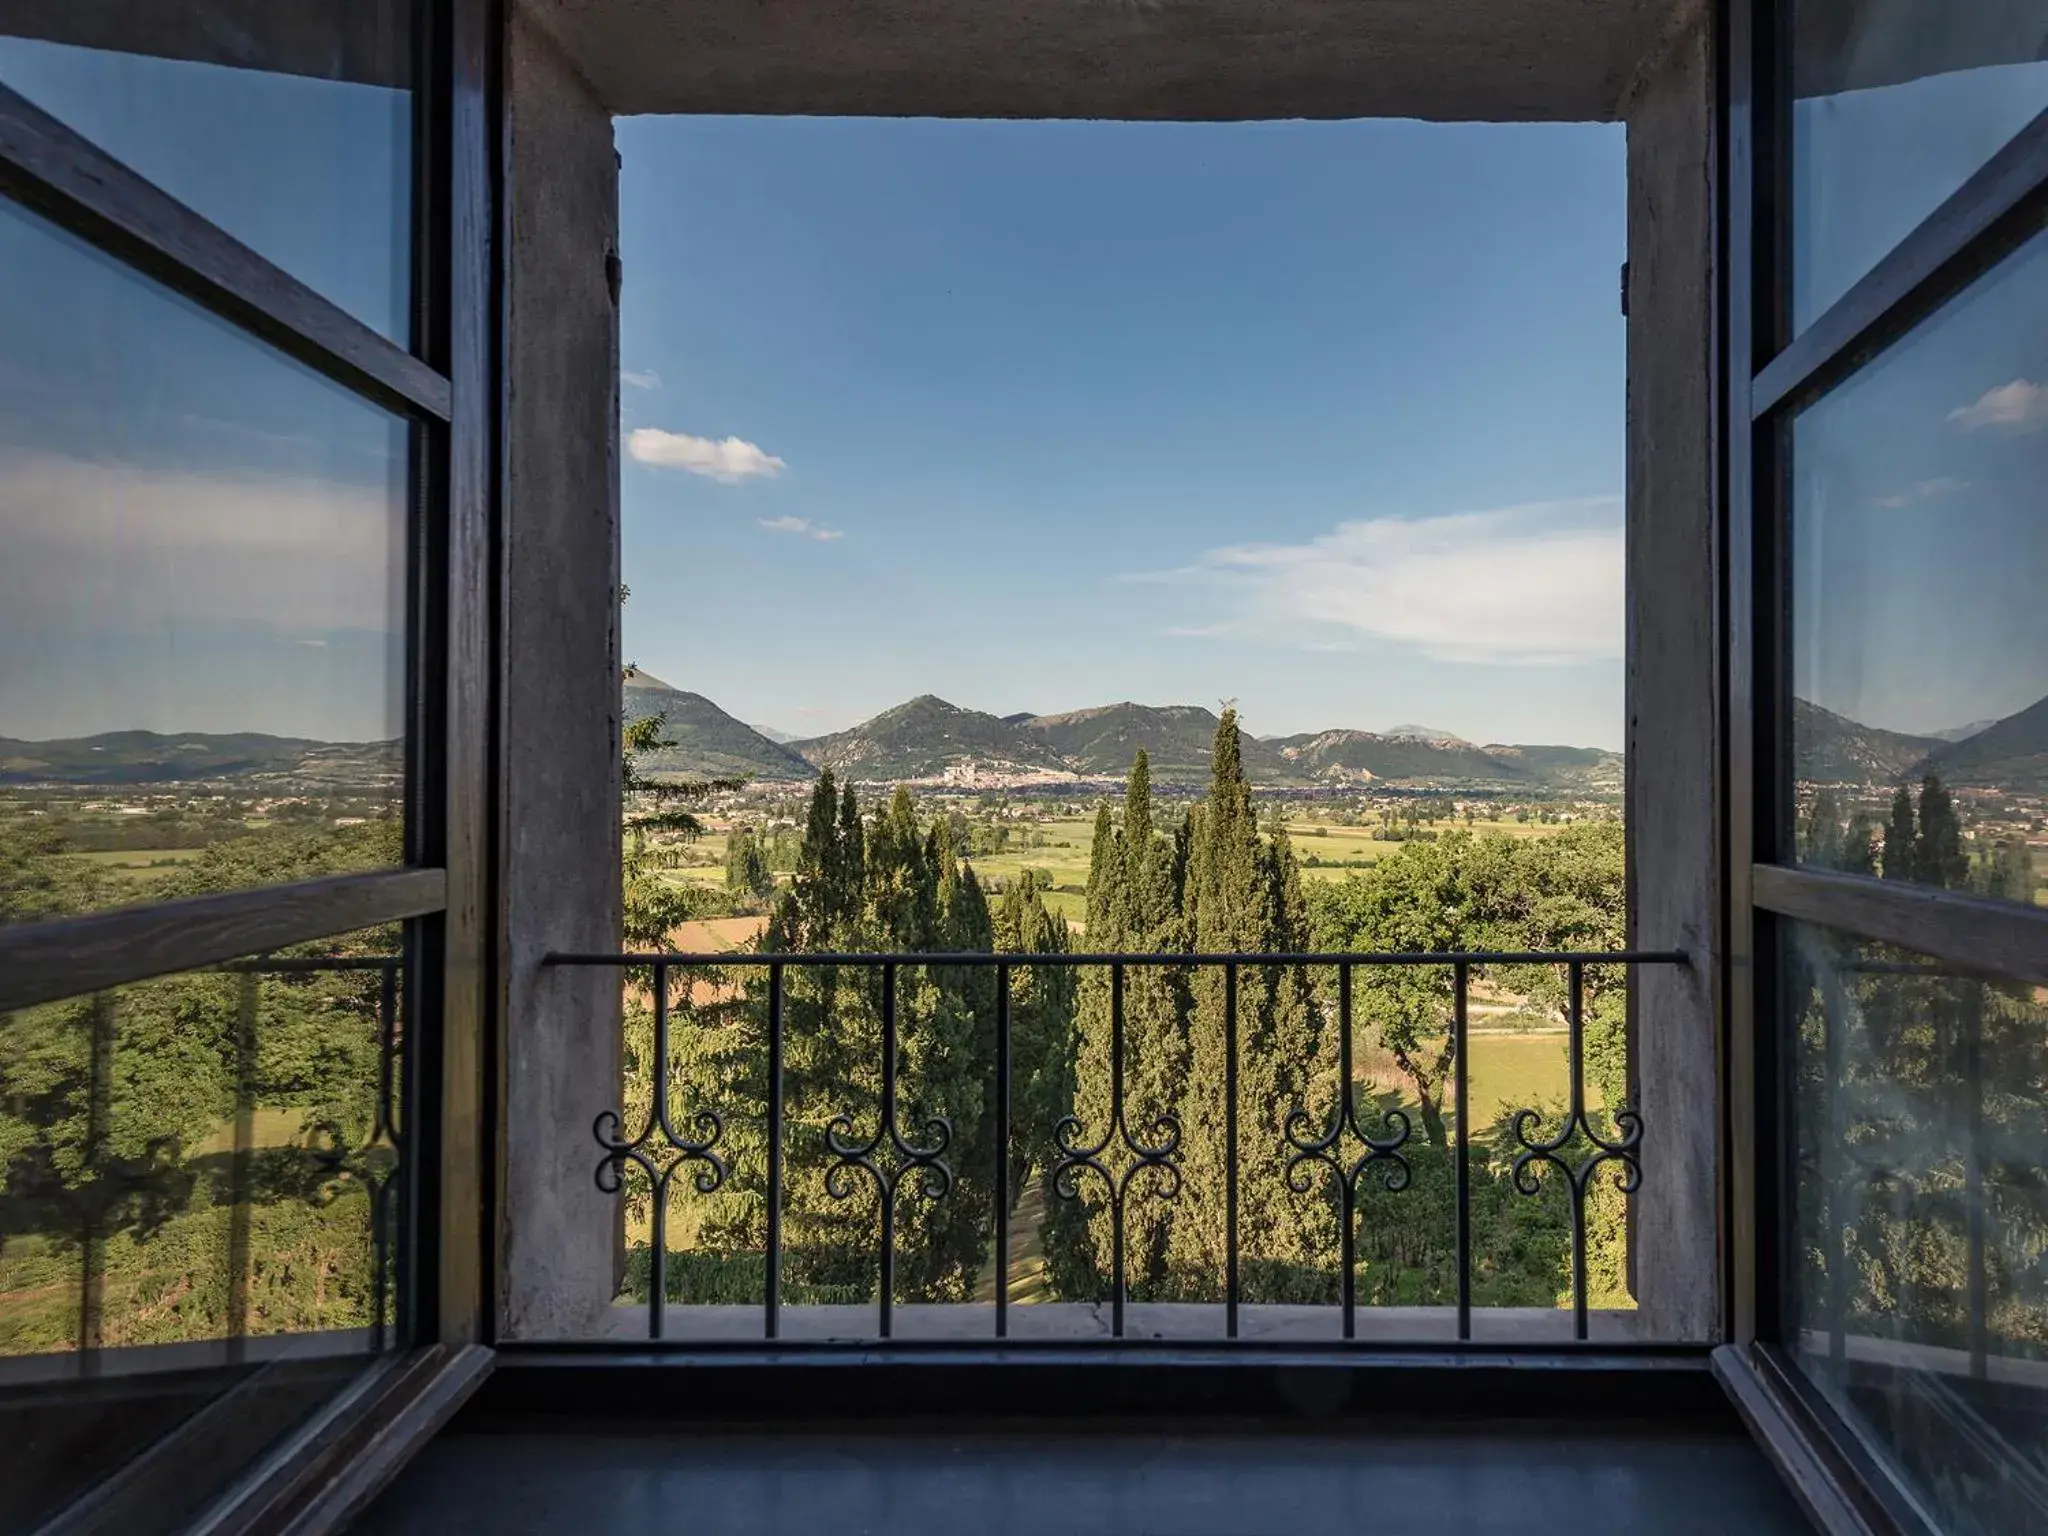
[0,1,415,343]
[0,925,405,1532]
[0,198,409,925]
[1785,922,2048,1533]
[1791,0,2048,330]
[1791,231,2048,907]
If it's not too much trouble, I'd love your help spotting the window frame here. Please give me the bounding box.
[0,0,497,1523]
[1724,2,2048,1530]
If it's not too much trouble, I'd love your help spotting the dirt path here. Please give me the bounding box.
[974,1175,1053,1304]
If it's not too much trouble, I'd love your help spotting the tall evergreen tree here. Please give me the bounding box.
[1882,784,1917,883]
[1168,709,1329,1297]
[1801,788,1843,870]
[1060,753,1189,1296]
[1913,775,1968,891]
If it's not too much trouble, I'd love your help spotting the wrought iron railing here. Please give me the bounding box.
[548,948,1686,1347]
[0,953,405,1369]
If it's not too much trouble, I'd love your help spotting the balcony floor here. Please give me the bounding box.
[356,1417,1812,1535]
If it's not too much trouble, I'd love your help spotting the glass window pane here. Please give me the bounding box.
[1790,0,2048,331]
[1784,921,2048,1534]
[0,195,411,925]
[0,1,415,344]
[1791,231,2048,907]
[0,924,405,1534]
[0,196,410,925]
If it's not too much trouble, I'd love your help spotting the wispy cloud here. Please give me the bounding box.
[1947,379,2048,432]
[0,450,399,635]
[627,428,785,482]
[1127,499,1623,665]
[1871,476,1973,509]
[621,369,662,391]
[758,515,842,542]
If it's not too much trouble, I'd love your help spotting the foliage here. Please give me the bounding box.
[0,817,401,1355]
[621,710,738,948]
[630,774,1076,1308]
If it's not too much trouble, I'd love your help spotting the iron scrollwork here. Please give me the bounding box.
[822,962,953,1337]
[593,962,729,1339]
[1506,960,1642,1339]
[1049,962,1182,1336]
[1283,964,1411,1335]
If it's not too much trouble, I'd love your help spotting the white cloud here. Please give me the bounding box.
[1128,499,1623,666]
[621,369,662,391]
[0,451,400,634]
[758,515,842,542]
[1872,476,1973,509]
[1947,379,2048,432]
[627,428,785,482]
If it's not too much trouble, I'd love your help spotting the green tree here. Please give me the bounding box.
[1060,754,1189,1297]
[621,711,735,949]
[1168,711,1332,1298]
[1913,774,1968,891]
[724,826,774,905]
[1882,784,1917,883]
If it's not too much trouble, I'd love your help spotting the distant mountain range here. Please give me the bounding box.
[614,677,1625,793]
[622,669,815,781]
[1792,700,1944,785]
[0,731,399,788]
[1918,694,2048,791]
[1795,695,2048,791]
[21,681,2032,798]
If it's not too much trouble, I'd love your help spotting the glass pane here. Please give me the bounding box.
[1790,0,2048,331]
[1784,921,2048,1534]
[0,197,409,925]
[1790,231,2048,907]
[0,924,406,1533]
[0,1,415,343]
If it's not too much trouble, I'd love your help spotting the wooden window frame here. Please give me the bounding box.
[0,1,500,1527]
[1721,3,2048,1531]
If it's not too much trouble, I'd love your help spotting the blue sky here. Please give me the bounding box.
[1,32,2041,754]
[618,116,1631,749]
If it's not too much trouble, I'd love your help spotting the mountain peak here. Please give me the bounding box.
[621,672,816,781]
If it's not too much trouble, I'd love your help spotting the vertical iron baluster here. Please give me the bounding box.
[1507,960,1639,1342]
[1568,961,1588,1341]
[1111,961,1126,1339]
[1339,965,1355,1341]
[1821,964,1849,1368]
[1454,961,1471,1342]
[373,960,400,1350]
[1965,1009,1988,1380]
[996,961,1011,1341]
[1285,963,1411,1341]
[80,993,114,1372]
[379,961,402,1146]
[1225,960,1239,1339]
[766,960,784,1341]
[227,969,259,1362]
[650,962,669,1341]
[879,962,897,1340]
[1049,959,1179,1346]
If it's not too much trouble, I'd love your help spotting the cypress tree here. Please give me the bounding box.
[1058,796,1128,1298]
[994,874,1084,1302]
[1914,775,1968,891]
[1080,752,1188,1294]
[1882,784,1917,883]
[1801,788,1843,870]
[1251,815,1337,1286]
[1169,709,1271,1294]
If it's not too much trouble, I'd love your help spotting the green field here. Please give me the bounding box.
[671,812,1588,930]
[65,847,206,885]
